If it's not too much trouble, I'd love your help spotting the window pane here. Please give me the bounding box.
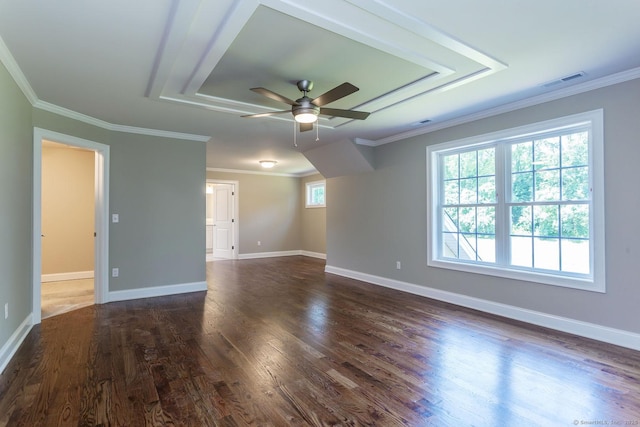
[477,235,496,263]
[442,232,458,258]
[535,169,560,201]
[562,166,589,201]
[512,172,533,202]
[511,205,532,235]
[534,238,559,270]
[478,148,495,176]
[561,239,590,274]
[477,207,495,234]
[512,141,533,172]
[460,178,477,204]
[561,204,589,239]
[444,180,459,205]
[478,176,496,203]
[459,207,476,233]
[562,132,588,167]
[461,234,477,260]
[460,151,477,178]
[443,154,459,179]
[511,236,532,267]
[534,205,559,237]
[443,207,458,229]
[534,137,560,169]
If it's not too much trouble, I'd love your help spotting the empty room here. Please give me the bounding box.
[1,1,639,425]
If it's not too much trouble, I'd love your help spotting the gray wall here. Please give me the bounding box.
[300,173,326,254]
[34,110,206,292]
[327,77,640,334]
[0,61,33,349]
[206,170,327,255]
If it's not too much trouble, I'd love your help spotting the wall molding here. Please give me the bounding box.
[41,270,94,283]
[300,251,327,260]
[325,265,640,351]
[107,281,207,303]
[0,314,33,375]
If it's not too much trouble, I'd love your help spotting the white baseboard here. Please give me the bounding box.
[107,281,208,303]
[300,250,327,260]
[239,250,326,260]
[325,265,640,351]
[239,250,302,259]
[0,314,33,375]
[41,270,94,282]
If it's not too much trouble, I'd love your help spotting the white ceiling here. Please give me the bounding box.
[2,0,640,175]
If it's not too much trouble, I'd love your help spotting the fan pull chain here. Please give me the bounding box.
[316,124,319,142]
[293,121,297,147]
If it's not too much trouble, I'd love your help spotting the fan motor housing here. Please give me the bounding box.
[292,97,320,119]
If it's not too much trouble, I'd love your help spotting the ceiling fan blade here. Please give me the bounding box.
[241,110,290,118]
[300,122,314,132]
[312,82,359,106]
[319,107,370,120]
[250,87,298,106]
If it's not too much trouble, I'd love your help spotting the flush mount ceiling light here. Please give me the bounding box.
[259,160,277,169]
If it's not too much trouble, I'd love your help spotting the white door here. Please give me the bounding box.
[212,183,234,259]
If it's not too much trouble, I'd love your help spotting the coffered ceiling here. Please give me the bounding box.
[1,0,640,175]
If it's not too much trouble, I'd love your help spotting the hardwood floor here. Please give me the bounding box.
[41,279,94,319]
[1,256,639,426]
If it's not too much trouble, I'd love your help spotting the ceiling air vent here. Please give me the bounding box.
[543,71,586,88]
[414,119,432,126]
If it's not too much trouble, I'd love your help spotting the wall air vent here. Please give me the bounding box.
[543,71,586,88]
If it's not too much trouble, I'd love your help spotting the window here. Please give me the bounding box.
[306,180,326,208]
[427,110,605,292]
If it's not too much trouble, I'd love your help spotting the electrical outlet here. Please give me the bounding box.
[112,267,119,277]
[4,303,8,319]
[396,261,401,270]
[257,241,261,246]
[112,213,119,223]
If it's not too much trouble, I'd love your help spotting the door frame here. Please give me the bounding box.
[32,128,110,324]
[206,179,239,260]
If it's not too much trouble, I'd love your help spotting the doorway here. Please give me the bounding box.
[206,180,238,261]
[32,128,110,324]
[40,140,95,318]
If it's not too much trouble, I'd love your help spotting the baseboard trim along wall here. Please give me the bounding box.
[0,314,33,375]
[239,250,326,260]
[107,281,208,303]
[41,270,94,282]
[325,265,640,351]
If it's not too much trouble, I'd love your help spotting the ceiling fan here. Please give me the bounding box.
[242,80,370,132]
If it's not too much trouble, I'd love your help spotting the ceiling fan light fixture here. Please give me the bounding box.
[259,160,277,169]
[294,113,318,123]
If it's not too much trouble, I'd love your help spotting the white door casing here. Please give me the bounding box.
[32,128,109,324]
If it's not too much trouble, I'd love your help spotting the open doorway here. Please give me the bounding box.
[40,140,95,318]
[206,180,238,261]
[32,128,110,324]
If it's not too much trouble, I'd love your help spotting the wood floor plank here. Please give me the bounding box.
[1,256,640,426]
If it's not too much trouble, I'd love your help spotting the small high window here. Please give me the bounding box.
[306,180,326,208]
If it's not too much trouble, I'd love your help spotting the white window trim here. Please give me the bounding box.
[305,180,326,208]
[426,109,605,292]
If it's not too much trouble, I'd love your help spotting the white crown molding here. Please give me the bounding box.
[325,265,640,351]
[206,167,314,178]
[34,100,210,142]
[2,33,210,143]
[0,36,38,104]
[356,66,640,147]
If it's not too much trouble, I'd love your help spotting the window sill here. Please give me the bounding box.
[427,258,605,293]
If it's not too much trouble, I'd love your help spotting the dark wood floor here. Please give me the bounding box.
[1,257,639,426]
